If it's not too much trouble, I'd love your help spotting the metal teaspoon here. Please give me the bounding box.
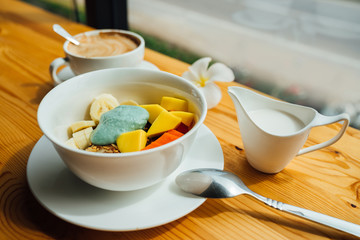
[53,24,80,45]
[175,168,360,237]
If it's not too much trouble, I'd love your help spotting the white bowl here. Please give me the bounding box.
[38,68,207,191]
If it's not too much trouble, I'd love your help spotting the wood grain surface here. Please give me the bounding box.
[0,1,359,239]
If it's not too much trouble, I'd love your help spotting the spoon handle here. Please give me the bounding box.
[53,24,80,45]
[263,198,360,237]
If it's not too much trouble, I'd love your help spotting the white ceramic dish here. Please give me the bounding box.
[55,60,159,85]
[228,86,349,173]
[27,125,223,231]
[38,68,207,191]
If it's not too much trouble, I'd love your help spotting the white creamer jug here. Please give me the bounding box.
[228,86,350,173]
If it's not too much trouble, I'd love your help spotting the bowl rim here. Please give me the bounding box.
[38,67,207,157]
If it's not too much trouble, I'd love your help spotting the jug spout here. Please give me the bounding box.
[227,86,248,123]
[228,86,267,120]
[228,86,265,129]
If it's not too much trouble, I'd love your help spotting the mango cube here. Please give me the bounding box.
[116,129,147,153]
[147,111,182,138]
[160,96,188,111]
[139,104,167,124]
[170,111,194,127]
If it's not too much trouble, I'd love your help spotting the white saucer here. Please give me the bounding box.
[27,125,224,231]
[56,60,159,83]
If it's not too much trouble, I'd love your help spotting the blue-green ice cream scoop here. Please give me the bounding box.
[90,105,149,145]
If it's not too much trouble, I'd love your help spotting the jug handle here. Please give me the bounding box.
[297,113,350,156]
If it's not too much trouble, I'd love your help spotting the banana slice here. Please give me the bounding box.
[70,120,96,133]
[90,94,119,124]
[72,127,93,149]
[120,100,138,106]
[65,137,79,149]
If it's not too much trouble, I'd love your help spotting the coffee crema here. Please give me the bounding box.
[67,32,139,58]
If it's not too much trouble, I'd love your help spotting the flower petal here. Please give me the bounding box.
[200,82,222,109]
[207,63,235,83]
[182,68,199,83]
[188,57,212,78]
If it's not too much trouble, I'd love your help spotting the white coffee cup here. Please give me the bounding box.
[50,29,145,85]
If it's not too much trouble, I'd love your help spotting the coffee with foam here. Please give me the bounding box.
[67,32,139,58]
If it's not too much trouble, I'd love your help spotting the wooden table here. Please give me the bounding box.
[1,1,359,239]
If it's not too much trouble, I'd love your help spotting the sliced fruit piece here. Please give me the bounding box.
[170,111,194,127]
[139,104,167,124]
[176,122,189,134]
[90,93,119,124]
[116,129,147,153]
[146,111,182,138]
[70,120,96,133]
[166,129,184,138]
[160,96,188,111]
[120,100,138,106]
[72,127,93,149]
[143,130,184,150]
[65,137,79,149]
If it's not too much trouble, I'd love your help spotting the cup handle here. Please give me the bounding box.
[49,57,68,86]
[297,113,350,156]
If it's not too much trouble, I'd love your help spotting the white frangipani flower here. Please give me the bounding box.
[182,57,234,109]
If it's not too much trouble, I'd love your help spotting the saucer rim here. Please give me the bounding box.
[55,60,159,83]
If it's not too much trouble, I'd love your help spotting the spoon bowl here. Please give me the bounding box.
[176,168,248,198]
[176,168,360,237]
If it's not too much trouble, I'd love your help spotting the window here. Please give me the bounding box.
[128,0,360,128]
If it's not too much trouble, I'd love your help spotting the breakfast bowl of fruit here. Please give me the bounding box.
[37,68,207,191]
